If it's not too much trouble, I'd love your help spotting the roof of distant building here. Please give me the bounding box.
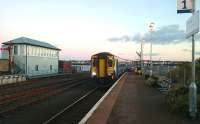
[2,37,61,50]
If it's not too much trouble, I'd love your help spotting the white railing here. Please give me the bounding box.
[0,74,26,85]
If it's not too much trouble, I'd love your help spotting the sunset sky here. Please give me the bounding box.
[0,0,200,61]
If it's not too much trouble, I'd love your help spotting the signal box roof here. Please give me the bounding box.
[2,37,61,50]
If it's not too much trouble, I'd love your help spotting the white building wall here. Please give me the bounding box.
[2,44,59,77]
[13,45,26,73]
[27,56,58,76]
[26,45,59,76]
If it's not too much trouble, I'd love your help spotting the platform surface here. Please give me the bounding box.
[80,72,199,124]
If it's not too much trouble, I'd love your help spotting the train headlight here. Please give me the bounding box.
[92,72,96,76]
[108,73,112,76]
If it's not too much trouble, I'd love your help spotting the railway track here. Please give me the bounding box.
[0,77,108,124]
[0,75,91,116]
[0,73,89,96]
[0,77,88,102]
[0,73,70,90]
[43,87,98,124]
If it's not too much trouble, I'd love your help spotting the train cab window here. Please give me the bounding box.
[108,59,113,67]
[93,59,97,66]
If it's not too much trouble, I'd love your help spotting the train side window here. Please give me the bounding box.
[108,59,113,67]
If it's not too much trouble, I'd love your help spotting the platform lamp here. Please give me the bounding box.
[148,22,155,77]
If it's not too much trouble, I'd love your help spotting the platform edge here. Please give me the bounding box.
[78,72,127,124]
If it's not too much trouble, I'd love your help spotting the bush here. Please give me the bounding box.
[145,77,159,87]
[196,81,200,94]
[152,75,159,80]
[165,84,188,115]
[144,74,149,79]
[165,83,200,117]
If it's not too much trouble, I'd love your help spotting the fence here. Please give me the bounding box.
[0,74,26,85]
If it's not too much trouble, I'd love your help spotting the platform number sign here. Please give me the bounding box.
[177,0,193,13]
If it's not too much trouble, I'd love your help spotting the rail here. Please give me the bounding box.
[0,77,90,115]
[43,87,98,124]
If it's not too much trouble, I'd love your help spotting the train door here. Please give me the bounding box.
[107,56,114,79]
[99,59,106,78]
[114,59,118,78]
[91,57,98,78]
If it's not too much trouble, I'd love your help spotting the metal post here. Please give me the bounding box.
[170,70,172,84]
[184,67,186,86]
[189,34,197,118]
[189,0,197,118]
[150,41,152,77]
[26,44,27,75]
[141,39,144,76]
[8,41,13,74]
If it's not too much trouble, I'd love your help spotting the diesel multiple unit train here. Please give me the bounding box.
[90,52,131,83]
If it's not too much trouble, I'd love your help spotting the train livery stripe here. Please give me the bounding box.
[78,72,127,124]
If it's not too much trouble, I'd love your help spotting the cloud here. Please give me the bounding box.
[181,49,200,55]
[108,35,131,42]
[182,48,191,52]
[108,24,200,44]
[143,53,160,56]
[196,52,200,55]
[142,25,185,44]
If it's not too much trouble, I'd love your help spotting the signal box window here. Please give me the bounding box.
[14,46,18,55]
[35,65,39,71]
[108,59,113,67]
[50,65,52,70]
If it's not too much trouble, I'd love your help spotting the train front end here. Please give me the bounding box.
[90,52,115,84]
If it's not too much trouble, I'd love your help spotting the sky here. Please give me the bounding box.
[0,0,200,61]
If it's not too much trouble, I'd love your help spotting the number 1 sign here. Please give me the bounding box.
[177,0,193,13]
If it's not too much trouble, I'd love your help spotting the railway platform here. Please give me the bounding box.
[79,72,199,124]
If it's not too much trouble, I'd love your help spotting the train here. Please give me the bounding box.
[90,52,131,84]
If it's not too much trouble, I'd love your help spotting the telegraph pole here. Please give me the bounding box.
[150,41,152,76]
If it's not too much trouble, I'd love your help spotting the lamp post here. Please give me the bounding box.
[149,22,155,77]
[189,0,197,118]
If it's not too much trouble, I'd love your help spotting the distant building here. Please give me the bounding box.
[0,59,9,72]
[71,60,91,72]
[1,37,61,77]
